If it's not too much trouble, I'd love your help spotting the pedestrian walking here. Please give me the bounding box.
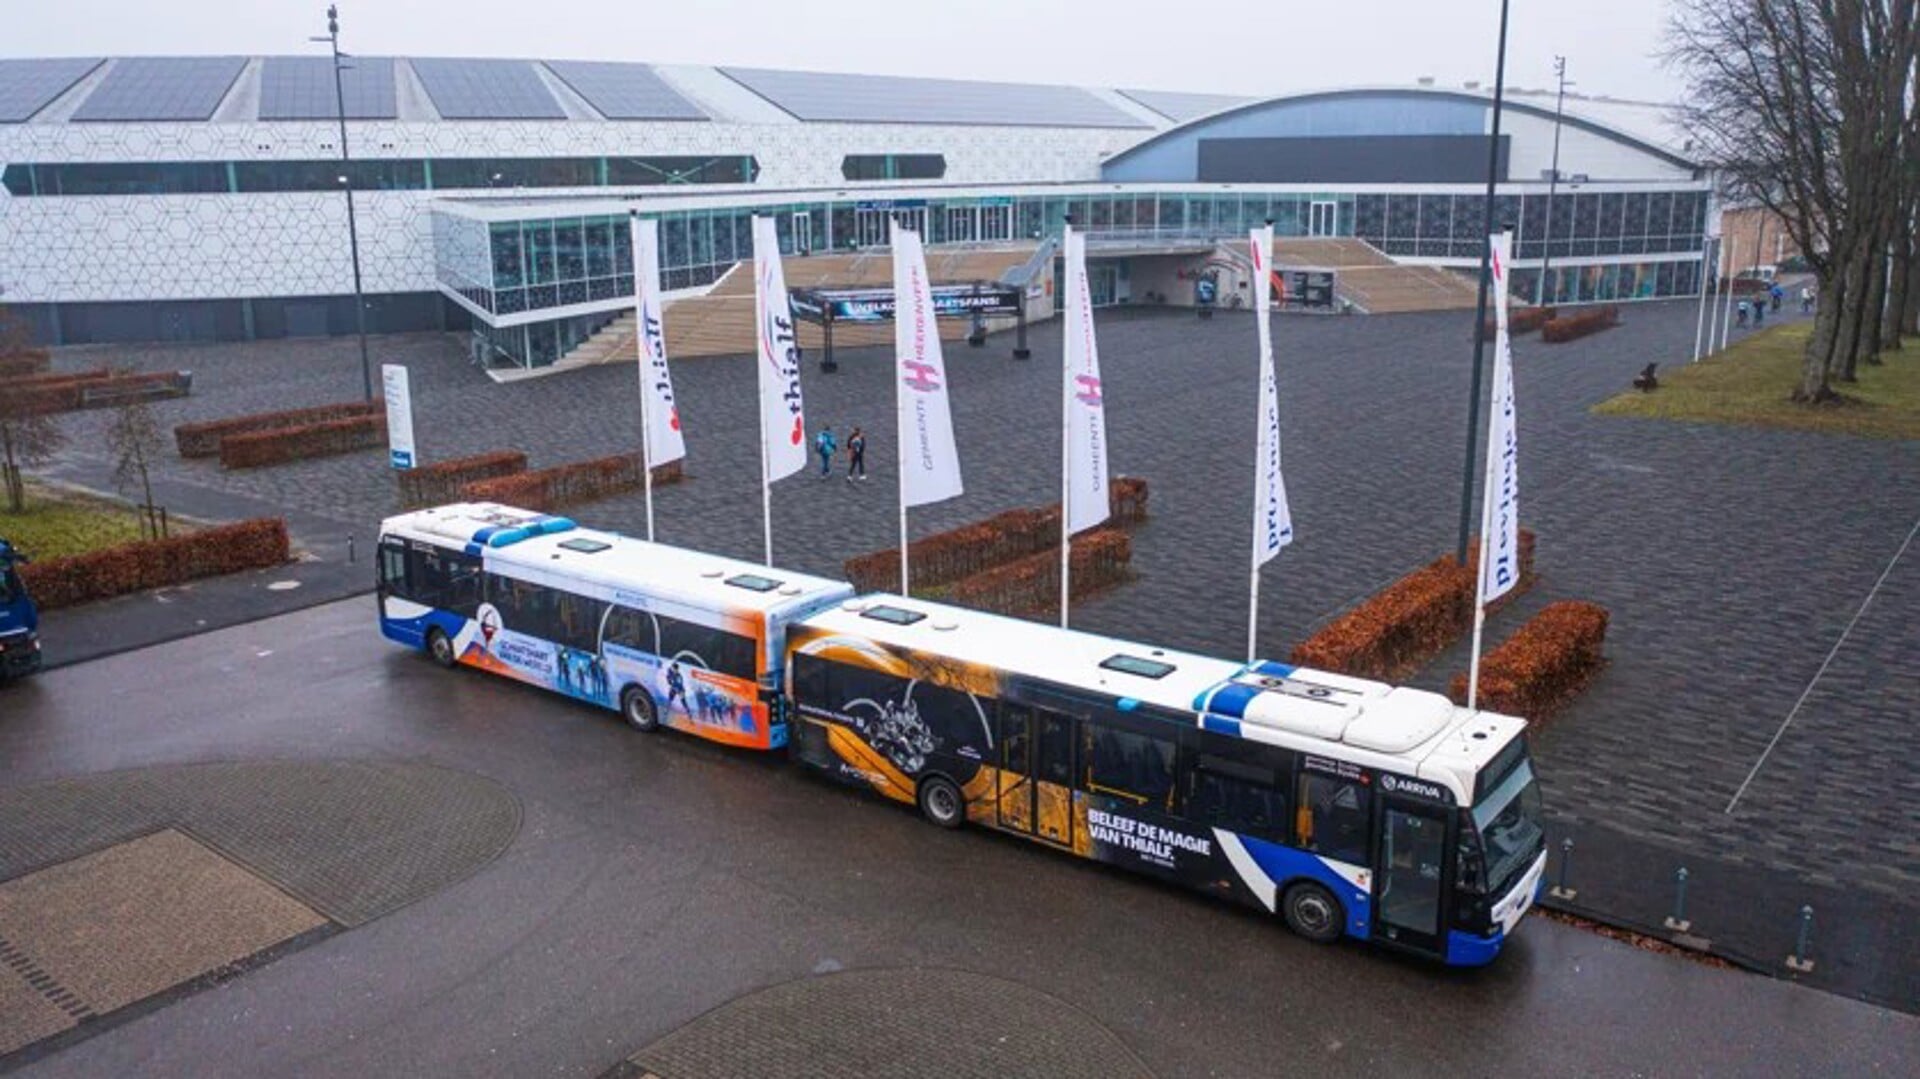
[1769,283,1784,311]
[1737,298,1750,327]
[1800,285,1814,313]
[1752,292,1766,326]
[814,425,837,479]
[845,426,867,483]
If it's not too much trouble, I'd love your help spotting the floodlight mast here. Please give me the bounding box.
[320,4,372,401]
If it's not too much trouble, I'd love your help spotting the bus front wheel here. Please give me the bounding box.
[917,775,964,829]
[621,686,660,732]
[426,628,457,669]
[1281,882,1344,944]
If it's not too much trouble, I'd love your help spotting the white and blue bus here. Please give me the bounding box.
[380,504,1546,965]
[377,504,852,748]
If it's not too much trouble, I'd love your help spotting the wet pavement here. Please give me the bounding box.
[1,599,1915,1077]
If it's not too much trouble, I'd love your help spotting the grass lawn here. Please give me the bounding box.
[1592,322,1920,440]
[0,483,159,560]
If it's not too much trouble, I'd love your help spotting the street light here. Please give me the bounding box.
[313,4,372,401]
[1536,56,1574,306]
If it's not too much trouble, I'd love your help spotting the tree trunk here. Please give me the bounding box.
[0,428,20,514]
[1801,284,1843,401]
[138,461,157,541]
[1885,239,1910,351]
[1905,247,1920,337]
[1858,213,1893,364]
[1829,244,1872,382]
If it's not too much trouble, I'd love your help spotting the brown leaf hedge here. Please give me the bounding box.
[1540,305,1621,344]
[219,414,387,469]
[1289,530,1536,681]
[459,454,682,513]
[175,400,383,457]
[397,450,530,508]
[947,529,1133,617]
[19,518,289,610]
[1448,600,1609,720]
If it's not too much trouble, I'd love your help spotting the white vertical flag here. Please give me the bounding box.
[892,222,964,509]
[633,217,686,469]
[1246,225,1294,661]
[752,216,806,565]
[1062,227,1110,535]
[1469,231,1521,710]
[1477,231,1521,607]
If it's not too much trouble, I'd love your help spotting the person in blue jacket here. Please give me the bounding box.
[814,425,837,479]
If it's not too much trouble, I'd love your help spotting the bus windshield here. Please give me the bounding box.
[1471,758,1544,897]
[0,570,17,606]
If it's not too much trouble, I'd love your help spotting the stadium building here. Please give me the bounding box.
[0,56,1710,370]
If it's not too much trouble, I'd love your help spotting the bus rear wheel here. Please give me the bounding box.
[917,775,964,829]
[1281,882,1344,944]
[621,686,660,732]
[426,628,457,669]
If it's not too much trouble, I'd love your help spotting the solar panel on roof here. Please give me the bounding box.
[0,57,104,122]
[720,67,1147,128]
[410,58,566,120]
[71,56,246,122]
[542,60,706,121]
[1118,88,1253,123]
[259,56,397,120]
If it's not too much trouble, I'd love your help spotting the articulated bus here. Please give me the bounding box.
[378,504,1547,965]
[377,504,852,747]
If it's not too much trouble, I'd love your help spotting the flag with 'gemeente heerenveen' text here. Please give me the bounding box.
[632,216,686,466]
[1477,231,1521,605]
[1250,224,1294,565]
[751,216,807,481]
[891,221,964,507]
[1063,226,1110,535]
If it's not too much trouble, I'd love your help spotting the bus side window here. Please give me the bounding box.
[1186,752,1286,841]
[1297,773,1370,866]
[378,541,409,595]
[1084,726,1175,808]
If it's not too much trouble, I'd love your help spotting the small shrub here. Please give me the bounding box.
[1448,600,1609,720]
[176,400,382,457]
[1289,530,1537,681]
[947,529,1133,618]
[0,351,53,379]
[219,414,387,469]
[5,371,189,416]
[19,517,289,610]
[1481,307,1553,339]
[397,450,528,508]
[1540,305,1621,344]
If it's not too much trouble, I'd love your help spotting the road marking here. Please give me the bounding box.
[1726,511,1920,814]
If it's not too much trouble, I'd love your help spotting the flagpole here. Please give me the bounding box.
[1059,219,1075,628]
[1691,235,1714,363]
[632,213,657,543]
[1718,237,1738,353]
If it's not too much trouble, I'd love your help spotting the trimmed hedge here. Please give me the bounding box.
[4,367,111,390]
[0,350,52,379]
[398,450,529,508]
[220,414,387,469]
[19,517,289,610]
[1448,600,1609,720]
[459,453,682,513]
[1482,306,1553,338]
[6,371,190,416]
[1540,305,1620,344]
[844,476,1150,593]
[175,400,382,458]
[947,529,1133,618]
[1289,530,1537,681]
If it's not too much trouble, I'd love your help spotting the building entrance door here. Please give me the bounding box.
[947,205,977,243]
[791,212,812,255]
[1309,200,1339,237]
[856,206,927,246]
[980,203,1013,242]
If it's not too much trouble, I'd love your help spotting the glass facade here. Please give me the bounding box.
[439,183,1709,368]
[1,155,758,196]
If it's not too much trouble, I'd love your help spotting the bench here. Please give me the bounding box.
[1632,362,1658,393]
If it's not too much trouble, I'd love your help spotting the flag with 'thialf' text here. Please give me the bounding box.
[1063,227,1110,535]
[1478,231,1521,606]
[631,217,686,466]
[891,222,964,507]
[752,216,807,481]
[1250,224,1294,565]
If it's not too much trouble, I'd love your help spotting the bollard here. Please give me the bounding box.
[1786,905,1815,973]
[1664,867,1691,932]
[347,533,356,564]
[1548,837,1577,901]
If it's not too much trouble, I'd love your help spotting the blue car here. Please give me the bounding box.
[0,538,42,681]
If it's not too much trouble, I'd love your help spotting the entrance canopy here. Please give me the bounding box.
[788,281,1030,370]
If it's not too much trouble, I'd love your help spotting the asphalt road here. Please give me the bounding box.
[2,599,1915,1078]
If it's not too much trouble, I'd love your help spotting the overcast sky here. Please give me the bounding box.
[7,0,1686,103]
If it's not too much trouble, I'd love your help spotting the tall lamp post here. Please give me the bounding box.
[1535,56,1572,307]
[314,4,372,401]
[1455,0,1513,566]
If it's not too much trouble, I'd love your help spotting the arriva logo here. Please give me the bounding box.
[1379,773,1447,801]
[1074,374,1103,407]
[902,359,942,393]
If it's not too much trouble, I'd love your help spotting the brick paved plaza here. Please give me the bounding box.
[43,298,1920,937]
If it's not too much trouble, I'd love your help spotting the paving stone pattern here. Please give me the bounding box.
[0,759,521,926]
[622,967,1152,1079]
[42,302,1920,909]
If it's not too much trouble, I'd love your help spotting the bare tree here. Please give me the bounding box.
[106,399,167,538]
[0,409,64,514]
[1670,0,1918,400]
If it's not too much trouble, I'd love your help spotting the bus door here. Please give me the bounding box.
[1372,791,1453,957]
[996,704,1075,847]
